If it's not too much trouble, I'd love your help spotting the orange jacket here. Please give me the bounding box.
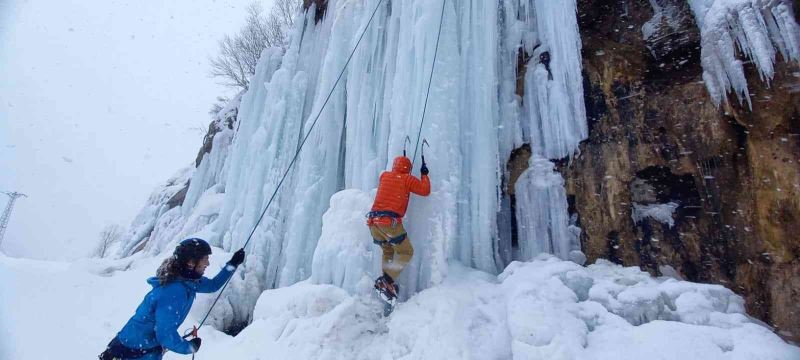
[369,156,430,225]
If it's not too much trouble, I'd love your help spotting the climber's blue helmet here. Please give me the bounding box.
[174,238,212,263]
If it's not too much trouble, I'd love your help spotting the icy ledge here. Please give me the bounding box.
[209,256,799,359]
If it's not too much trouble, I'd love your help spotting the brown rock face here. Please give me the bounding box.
[559,0,800,340]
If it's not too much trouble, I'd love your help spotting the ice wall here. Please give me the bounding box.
[210,0,588,308]
[115,0,589,324]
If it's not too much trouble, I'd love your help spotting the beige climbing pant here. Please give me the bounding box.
[369,223,414,280]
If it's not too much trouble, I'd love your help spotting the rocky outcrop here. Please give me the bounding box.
[561,0,800,341]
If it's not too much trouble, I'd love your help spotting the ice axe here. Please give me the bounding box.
[403,135,411,157]
[421,139,430,165]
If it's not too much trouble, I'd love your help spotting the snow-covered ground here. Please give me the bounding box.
[2,252,797,359]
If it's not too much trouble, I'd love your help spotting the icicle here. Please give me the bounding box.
[513,157,582,263]
[687,0,800,109]
[524,0,587,160]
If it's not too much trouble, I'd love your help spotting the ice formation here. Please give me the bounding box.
[310,189,379,295]
[632,201,680,228]
[514,157,582,262]
[687,0,800,107]
[520,0,588,159]
[108,0,591,325]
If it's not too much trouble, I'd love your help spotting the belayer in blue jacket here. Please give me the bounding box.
[99,238,245,360]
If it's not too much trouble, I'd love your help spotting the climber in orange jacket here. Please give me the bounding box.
[367,155,430,300]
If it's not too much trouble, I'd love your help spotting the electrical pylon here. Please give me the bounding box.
[0,191,27,249]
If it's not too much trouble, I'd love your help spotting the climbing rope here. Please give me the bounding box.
[184,0,388,349]
[411,0,447,166]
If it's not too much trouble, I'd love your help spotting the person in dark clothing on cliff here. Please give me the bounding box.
[99,238,245,360]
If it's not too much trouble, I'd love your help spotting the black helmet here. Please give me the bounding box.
[174,238,212,263]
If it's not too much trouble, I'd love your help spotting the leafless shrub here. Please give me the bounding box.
[210,0,301,89]
[94,224,123,258]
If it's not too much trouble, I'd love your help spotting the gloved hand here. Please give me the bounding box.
[189,338,202,353]
[420,162,429,176]
[228,248,245,267]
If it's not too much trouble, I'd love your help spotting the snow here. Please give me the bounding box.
[4,253,797,359]
[687,0,800,107]
[632,201,680,227]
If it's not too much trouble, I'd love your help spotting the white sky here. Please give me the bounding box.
[0,0,273,260]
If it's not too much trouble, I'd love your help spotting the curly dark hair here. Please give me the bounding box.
[156,256,184,285]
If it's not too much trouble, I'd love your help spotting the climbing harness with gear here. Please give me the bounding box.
[98,337,163,360]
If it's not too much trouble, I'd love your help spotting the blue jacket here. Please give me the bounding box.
[116,264,235,358]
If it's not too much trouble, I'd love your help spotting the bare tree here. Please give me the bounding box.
[94,224,123,258]
[272,0,298,35]
[210,0,301,90]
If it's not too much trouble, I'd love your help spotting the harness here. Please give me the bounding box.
[98,336,163,360]
[366,211,407,245]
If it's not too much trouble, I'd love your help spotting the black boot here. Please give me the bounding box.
[383,273,399,297]
[374,273,397,301]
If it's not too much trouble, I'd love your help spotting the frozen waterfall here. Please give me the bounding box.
[114,0,589,325]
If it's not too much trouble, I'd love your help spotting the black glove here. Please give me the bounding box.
[228,248,245,267]
[189,338,202,353]
[420,163,429,176]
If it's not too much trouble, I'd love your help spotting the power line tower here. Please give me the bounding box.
[0,191,27,249]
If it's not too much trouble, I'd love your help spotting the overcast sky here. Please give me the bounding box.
[0,0,272,260]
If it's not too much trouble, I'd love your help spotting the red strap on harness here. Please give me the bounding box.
[183,325,198,339]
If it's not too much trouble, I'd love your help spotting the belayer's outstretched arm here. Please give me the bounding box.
[195,248,245,293]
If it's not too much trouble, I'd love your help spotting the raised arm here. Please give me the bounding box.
[196,249,244,293]
[194,264,235,293]
[406,174,431,196]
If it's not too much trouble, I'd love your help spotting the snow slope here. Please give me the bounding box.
[2,253,797,359]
